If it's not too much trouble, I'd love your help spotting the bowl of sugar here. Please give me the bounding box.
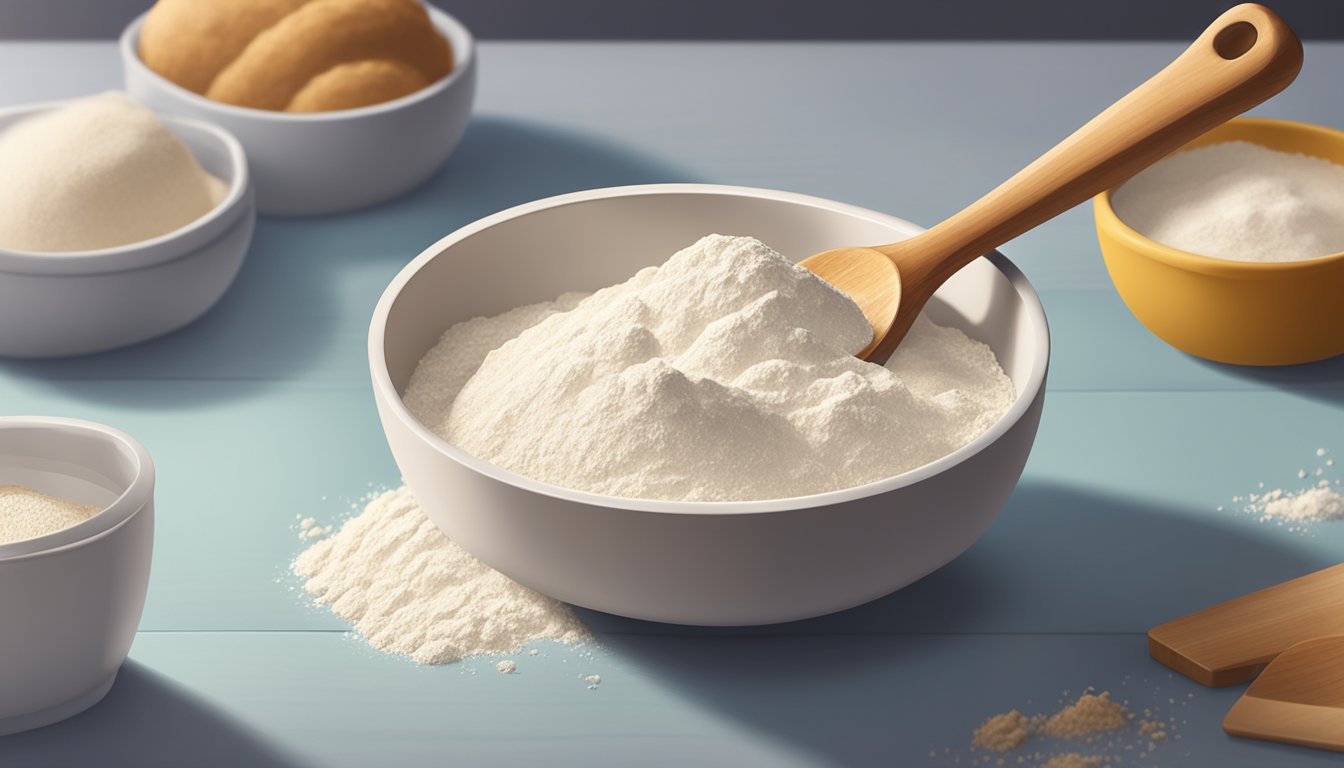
[370,184,1050,625]
[0,416,154,735]
[0,93,254,358]
[1095,117,1344,366]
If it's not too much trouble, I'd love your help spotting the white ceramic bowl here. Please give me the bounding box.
[370,185,1050,626]
[0,102,253,359]
[120,6,477,216]
[0,417,154,735]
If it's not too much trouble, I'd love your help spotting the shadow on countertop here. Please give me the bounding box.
[1190,353,1344,409]
[581,479,1328,767]
[0,115,695,408]
[0,661,309,768]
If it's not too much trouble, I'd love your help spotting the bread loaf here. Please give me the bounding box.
[288,60,430,113]
[139,0,453,113]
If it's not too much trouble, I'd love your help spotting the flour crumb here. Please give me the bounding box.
[293,487,590,664]
[496,660,517,674]
[299,517,315,529]
[582,674,602,690]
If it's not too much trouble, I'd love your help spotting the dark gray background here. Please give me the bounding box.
[0,0,1340,39]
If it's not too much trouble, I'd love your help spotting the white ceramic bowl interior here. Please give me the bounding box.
[371,185,1050,626]
[0,102,254,359]
[0,416,154,735]
[121,5,477,216]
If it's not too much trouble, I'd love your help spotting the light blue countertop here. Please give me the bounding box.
[1,39,1342,767]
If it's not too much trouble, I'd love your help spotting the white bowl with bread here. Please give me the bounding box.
[120,0,477,216]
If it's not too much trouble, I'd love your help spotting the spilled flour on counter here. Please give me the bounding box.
[405,235,1015,502]
[292,487,589,664]
[1253,482,1344,524]
[1230,447,1343,534]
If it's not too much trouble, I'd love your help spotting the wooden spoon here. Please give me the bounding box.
[1223,634,1344,752]
[803,3,1302,363]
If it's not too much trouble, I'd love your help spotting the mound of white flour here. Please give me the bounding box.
[0,92,226,253]
[294,487,589,664]
[1113,141,1344,263]
[405,235,1015,502]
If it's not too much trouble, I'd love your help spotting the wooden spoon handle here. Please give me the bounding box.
[883,3,1302,290]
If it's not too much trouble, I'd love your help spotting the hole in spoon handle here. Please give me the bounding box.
[1214,20,1258,59]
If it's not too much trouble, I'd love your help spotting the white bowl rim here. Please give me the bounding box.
[118,4,475,123]
[0,416,155,561]
[0,100,251,275]
[370,183,1051,515]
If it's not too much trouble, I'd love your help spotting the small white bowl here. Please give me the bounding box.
[0,416,154,735]
[0,102,254,359]
[120,6,477,216]
[370,184,1050,626]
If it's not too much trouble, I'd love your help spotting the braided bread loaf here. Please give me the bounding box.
[139,0,454,113]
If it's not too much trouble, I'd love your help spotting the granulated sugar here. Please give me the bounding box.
[405,234,1015,502]
[0,484,100,545]
[1257,482,1344,523]
[1112,141,1344,262]
[1232,448,1343,533]
[292,487,589,664]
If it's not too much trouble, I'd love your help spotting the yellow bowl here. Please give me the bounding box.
[1093,117,1344,366]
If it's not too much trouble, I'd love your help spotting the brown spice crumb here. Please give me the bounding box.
[1041,693,1128,739]
[1039,754,1102,768]
[973,710,1032,752]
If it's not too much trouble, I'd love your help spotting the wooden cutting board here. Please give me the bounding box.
[1223,634,1344,752]
[1148,563,1344,687]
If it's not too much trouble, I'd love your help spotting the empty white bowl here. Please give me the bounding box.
[370,184,1050,626]
[0,416,154,735]
[120,6,477,216]
[0,101,253,359]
